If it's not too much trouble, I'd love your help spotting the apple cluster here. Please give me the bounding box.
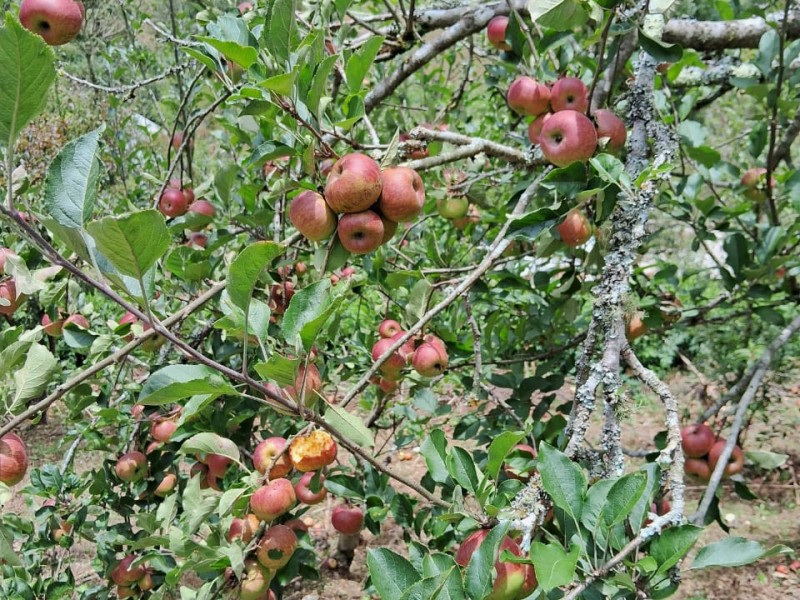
[455,529,537,600]
[369,319,449,392]
[110,554,154,598]
[0,432,29,486]
[681,423,745,481]
[288,153,425,255]
[19,0,84,46]
[158,179,217,224]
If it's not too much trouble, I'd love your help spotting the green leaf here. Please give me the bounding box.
[227,241,284,310]
[529,0,588,30]
[755,30,779,76]
[323,404,374,448]
[405,279,433,323]
[745,450,788,470]
[638,29,684,62]
[399,569,464,600]
[723,232,750,278]
[531,542,579,591]
[538,442,586,522]
[367,548,421,600]
[420,429,450,485]
[179,432,241,465]
[247,141,295,168]
[281,279,336,350]
[650,524,702,574]
[308,54,338,118]
[139,365,238,405]
[602,472,647,528]
[86,210,170,279]
[691,537,791,570]
[266,0,295,63]
[0,14,55,147]
[44,125,104,228]
[12,343,57,411]
[346,36,383,93]
[465,523,509,600]
[259,71,297,95]
[486,431,527,481]
[253,355,299,387]
[199,15,258,68]
[446,447,480,495]
[507,207,559,240]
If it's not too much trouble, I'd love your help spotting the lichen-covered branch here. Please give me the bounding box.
[662,11,800,50]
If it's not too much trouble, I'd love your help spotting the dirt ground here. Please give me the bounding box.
[5,371,800,600]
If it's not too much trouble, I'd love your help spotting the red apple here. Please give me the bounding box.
[412,342,448,377]
[294,471,327,505]
[556,209,592,247]
[390,331,416,363]
[64,313,90,329]
[378,319,402,338]
[250,478,296,522]
[399,133,429,159]
[288,190,337,241]
[708,439,745,477]
[550,76,589,113]
[684,457,711,481]
[187,199,215,218]
[379,214,398,244]
[206,454,232,478]
[240,559,272,600]
[371,337,406,376]
[377,167,425,222]
[114,451,147,482]
[19,0,84,45]
[378,378,399,394]
[324,153,383,213]
[593,109,627,154]
[331,504,364,535]
[337,210,384,254]
[228,513,261,543]
[506,76,551,117]
[539,110,598,167]
[290,363,323,406]
[455,530,536,600]
[741,167,777,201]
[486,16,511,51]
[253,437,293,479]
[288,430,338,472]
[150,419,177,443]
[158,187,189,218]
[527,113,551,145]
[257,524,298,569]
[680,423,715,458]
[183,187,195,205]
[41,312,65,337]
[502,444,538,482]
[0,433,28,485]
[0,279,24,316]
[170,132,184,150]
[437,195,470,219]
[154,473,177,497]
[238,1,254,13]
[110,555,146,586]
[0,248,18,275]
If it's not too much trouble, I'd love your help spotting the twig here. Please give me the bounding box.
[58,63,191,98]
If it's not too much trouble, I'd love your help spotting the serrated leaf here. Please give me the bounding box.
[420,429,450,485]
[465,523,509,600]
[602,472,647,528]
[531,542,579,591]
[266,0,295,62]
[227,241,284,310]
[346,36,383,93]
[253,355,299,388]
[323,404,374,448]
[650,524,702,574]
[446,447,479,495]
[367,548,421,600]
[538,442,586,522]
[486,431,527,481]
[745,450,788,470]
[139,365,238,405]
[259,71,297,95]
[529,0,588,30]
[690,537,791,570]
[86,210,170,279]
[281,279,336,350]
[179,432,241,464]
[12,343,57,411]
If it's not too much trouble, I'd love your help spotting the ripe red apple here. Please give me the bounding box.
[390,331,416,363]
[437,195,470,219]
[684,457,711,481]
[337,210,385,254]
[250,478,296,522]
[19,0,84,45]
[539,110,598,167]
[331,504,364,535]
[593,109,627,154]
[377,167,425,222]
[486,16,511,51]
[708,439,745,477]
[110,555,146,586]
[294,471,327,505]
[288,430,338,472]
[64,313,90,329]
[379,214,398,244]
[372,337,406,376]
[206,454,232,478]
[41,312,65,337]
[240,559,272,600]
[154,473,177,497]
[324,153,383,213]
[295,261,307,275]
[187,199,215,219]
[378,319,402,338]
[150,419,177,443]
[158,187,189,218]
[170,132,184,150]
[680,423,715,458]
[741,167,776,201]
[502,444,538,482]
[550,76,589,113]
[455,530,536,600]
[114,451,147,482]
[228,513,261,543]
[506,76,551,117]
[0,433,29,485]
[556,209,592,247]
[257,524,298,569]
[378,378,399,394]
[626,313,647,340]
[183,187,195,205]
[289,190,337,241]
[412,342,448,377]
[0,248,18,275]
[527,113,551,145]
[0,279,24,316]
[253,437,293,479]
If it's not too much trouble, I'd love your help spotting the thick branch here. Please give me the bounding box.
[663,11,800,50]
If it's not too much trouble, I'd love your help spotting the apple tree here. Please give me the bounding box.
[1,0,799,599]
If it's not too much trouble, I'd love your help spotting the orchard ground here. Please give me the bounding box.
[6,370,800,600]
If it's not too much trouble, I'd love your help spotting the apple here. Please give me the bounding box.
[708,439,745,477]
[154,473,177,497]
[183,187,195,205]
[593,109,627,154]
[626,313,647,340]
[158,187,189,218]
[138,572,155,592]
[378,319,402,338]
[684,457,711,481]
[372,337,406,376]
[0,279,24,316]
[64,313,90,329]
[379,214,398,244]
[250,478,296,522]
[390,331,416,363]
[324,153,383,213]
[0,248,18,274]
[486,16,511,51]
[295,471,327,505]
[437,195,470,220]
[253,437,293,479]
[238,2,254,13]
[337,210,385,254]
[378,378,399,394]
[150,419,177,443]
[240,559,272,600]
[319,158,335,176]
[502,444,537,482]
[453,205,480,230]
[257,524,298,569]
[539,110,598,167]
[527,113,551,145]
[331,504,364,535]
[116,586,136,599]
[110,555,146,586]
[288,430,338,472]
[19,0,84,45]
[186,232,208,248]
[0,433,28,485]
[556,209,592,247]
[550,76,589,113]
[506,76,551,117]
[399,133,429,159]
[741,167,777,201]
[289,190,337,241]
[170,132,184,150]
[187,198,215,219]
[206,454,232,478]
[412,342,448,377]
[341,266,356,278]
[228,513,261,543]
[114,451,147,482]
[41,312,65,337]
[680,423,715,458]
[455,530,536,600]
